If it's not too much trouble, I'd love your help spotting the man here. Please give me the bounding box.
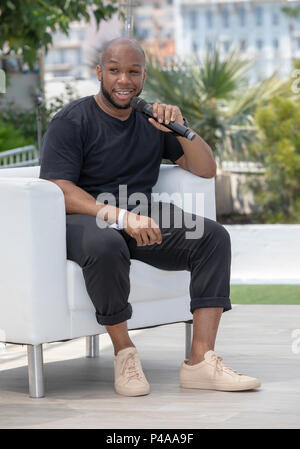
[40,37,261,397]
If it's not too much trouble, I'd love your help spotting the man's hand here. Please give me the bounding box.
[124,211,162,246]
[148,102,184,133]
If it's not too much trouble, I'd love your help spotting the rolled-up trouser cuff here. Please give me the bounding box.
[190,297,232,314]
[96,303,133,326]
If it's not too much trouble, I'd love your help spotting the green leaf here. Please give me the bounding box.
[6,1,16,10]
[0,0,119,65]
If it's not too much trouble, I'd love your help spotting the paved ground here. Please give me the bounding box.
[0,305,300,429]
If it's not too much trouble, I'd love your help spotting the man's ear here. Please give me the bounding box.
[96,64,102,82]
[143,68,147,84]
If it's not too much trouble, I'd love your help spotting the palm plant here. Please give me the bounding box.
[143,48,285,165]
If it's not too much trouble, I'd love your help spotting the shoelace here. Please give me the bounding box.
[120,352,143,381]
[210,354,243,377]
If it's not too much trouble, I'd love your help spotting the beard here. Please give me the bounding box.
[101,81,143,110]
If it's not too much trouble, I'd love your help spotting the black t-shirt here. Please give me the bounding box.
[39,95,184,210]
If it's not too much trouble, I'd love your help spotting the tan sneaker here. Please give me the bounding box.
[179,350,261,391]
[114,347,150,397]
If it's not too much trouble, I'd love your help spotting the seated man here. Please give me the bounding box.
[40,37,261,397]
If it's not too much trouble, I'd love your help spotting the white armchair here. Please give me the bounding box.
[0,164,216,398]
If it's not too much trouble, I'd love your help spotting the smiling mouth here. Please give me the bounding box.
[113,90,134,100]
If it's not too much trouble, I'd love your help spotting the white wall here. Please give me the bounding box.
[224,225,300,284]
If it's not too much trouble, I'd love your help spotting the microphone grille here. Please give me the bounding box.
[130,96,147,112]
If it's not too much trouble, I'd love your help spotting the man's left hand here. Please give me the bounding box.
[148,102,184,133]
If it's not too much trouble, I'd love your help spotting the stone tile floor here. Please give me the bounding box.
[0,305,299,429]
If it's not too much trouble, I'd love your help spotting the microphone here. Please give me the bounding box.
[130,97,196,141]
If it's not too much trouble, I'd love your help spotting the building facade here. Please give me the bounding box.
[175,0,300,81]
[132,0,176,62]
[43,1,176,79]
[44,14,123,80]
[133,0,175,41]
[43,1,300,82]
[44,22,89,79]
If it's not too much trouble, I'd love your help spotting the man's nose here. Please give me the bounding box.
[117,72,131,83]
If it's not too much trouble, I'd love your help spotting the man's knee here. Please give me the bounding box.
[83,230,130,266]
[196,219,231,250]
[212,222,231,246]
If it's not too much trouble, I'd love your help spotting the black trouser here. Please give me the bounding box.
[66,201,232,326]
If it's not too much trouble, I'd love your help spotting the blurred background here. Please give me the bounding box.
[0,0,300,225]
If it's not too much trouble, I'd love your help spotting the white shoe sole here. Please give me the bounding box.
[180,380,261,391]
[115,385,150,397]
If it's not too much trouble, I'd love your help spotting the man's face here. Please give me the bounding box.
[96,45,146,110]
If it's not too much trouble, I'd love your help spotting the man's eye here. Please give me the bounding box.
[110,69,118,72]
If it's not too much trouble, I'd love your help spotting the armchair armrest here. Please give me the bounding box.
[0,178,71,344]
[153,164,216,220]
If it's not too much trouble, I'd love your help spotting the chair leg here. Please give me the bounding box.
[27,344,45,398]
[185,322,193,360]
[86,335,99,358]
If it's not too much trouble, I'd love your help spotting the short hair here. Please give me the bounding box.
[99,38,146,68]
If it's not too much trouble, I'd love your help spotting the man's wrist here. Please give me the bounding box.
[109,208,127,230]
[117,208,127,229]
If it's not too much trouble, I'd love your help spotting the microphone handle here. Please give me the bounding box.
[143,104,196,141]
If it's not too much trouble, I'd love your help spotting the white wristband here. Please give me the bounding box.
[117,208,127,229]
[109,208,127,230]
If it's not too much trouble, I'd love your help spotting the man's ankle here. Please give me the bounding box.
[186,356,204,366]
[114,343,136,356]
[187,346,213,365]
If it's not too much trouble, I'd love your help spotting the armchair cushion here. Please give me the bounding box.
[67,259,190,311]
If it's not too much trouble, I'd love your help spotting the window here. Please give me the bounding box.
[221,9,230,28]
[189,10,198,30]
[137,28,152,39]
[192,41,198,52]
[240,39,247,51]
[297,37,300,49]
[272,12,279,25]
[45,49,64,65]
[136,15,151,24]
[61,48,82,65]
[256,39,264,50]
[223,41,230,53]
[52,31,68,44]
[237,6,246,27]
[206,10,213,28]
[77,29,86,41]
[69,30,79,41]
[206,40,213,51]
[255,7,263,26]
[76,48,82,65]
[273,38,279,50]
[45,52,53,65]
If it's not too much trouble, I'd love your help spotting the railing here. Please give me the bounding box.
[221,161,265,174]
[0,145,39,168]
